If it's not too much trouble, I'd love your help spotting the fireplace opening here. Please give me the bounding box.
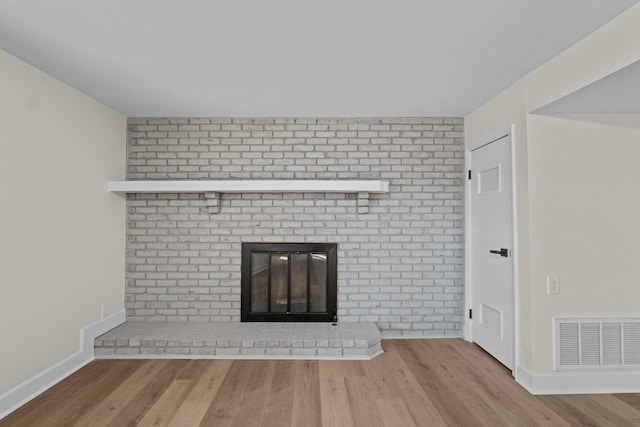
[241,243,337,322]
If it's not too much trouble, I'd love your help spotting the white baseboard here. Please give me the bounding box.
[0,309,125,420]
[516,364,640,395]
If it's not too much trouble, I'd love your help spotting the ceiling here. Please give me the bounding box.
[0,0,638,117]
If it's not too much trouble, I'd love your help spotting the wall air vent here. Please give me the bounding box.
[555,318,640,370]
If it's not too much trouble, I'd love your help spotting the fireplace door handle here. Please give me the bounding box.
[489,248,509,257]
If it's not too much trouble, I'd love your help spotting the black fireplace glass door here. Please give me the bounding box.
[270,253,288,312]
[309,253,327,312]
[241,243,337,322]
[290,253,308,313]
[250,253,269,312]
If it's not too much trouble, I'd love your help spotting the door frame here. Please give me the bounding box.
[464,125,520,373]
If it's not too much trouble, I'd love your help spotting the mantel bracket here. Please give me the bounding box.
[357,192,370,214]
[204,192,221,214]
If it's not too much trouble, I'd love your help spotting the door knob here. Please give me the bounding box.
[489,248,509,257]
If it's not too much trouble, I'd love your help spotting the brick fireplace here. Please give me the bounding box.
[124,117,464,338]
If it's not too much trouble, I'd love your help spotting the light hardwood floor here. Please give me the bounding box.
[2,339,640,426]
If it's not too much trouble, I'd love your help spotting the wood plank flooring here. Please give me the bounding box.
[3,339,640,426]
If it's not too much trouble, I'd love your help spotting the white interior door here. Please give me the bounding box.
[469,134,514,370]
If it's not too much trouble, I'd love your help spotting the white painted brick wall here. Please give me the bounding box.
[126,117,464,337]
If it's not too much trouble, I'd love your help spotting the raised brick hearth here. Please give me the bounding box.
[95,321,382,359]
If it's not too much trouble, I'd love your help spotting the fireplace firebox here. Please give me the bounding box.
[241,243,337,322]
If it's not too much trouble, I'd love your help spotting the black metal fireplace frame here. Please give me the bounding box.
[241,242,337,322]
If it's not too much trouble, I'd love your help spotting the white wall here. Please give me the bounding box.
[465,3,640,373]
[527,114,640,370]
[0,49,126,394]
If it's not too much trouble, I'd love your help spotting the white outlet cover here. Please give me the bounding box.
[547,275,561,295]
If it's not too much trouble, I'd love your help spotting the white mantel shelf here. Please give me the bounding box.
[109,180,387,214]
[108,180,389,194]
